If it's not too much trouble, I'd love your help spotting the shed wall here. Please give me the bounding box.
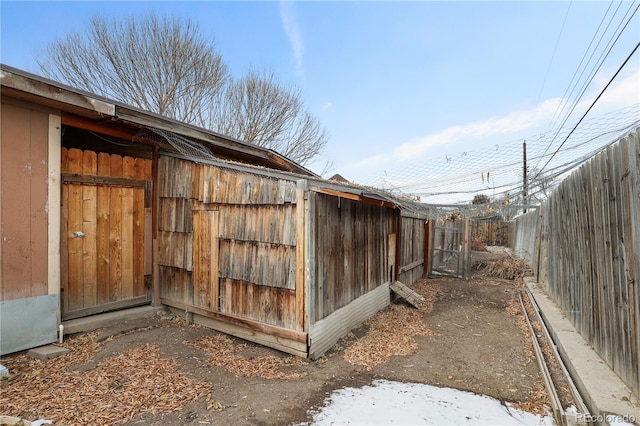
[1,102,49,300]
[0,99,60,355]
[309,192,396,322]
[158,156,300,330]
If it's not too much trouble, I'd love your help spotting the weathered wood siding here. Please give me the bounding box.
[158,156,299,330]
[473,220,509,246]
[309,192,396,322]
[1,103,50,300]
[508,209,540,274]
[398,216,426,285]
[511,129,640,397]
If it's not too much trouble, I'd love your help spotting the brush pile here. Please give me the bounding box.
[473,257,533,280]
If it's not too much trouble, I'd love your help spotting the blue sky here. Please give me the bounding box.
[2,1,639,202]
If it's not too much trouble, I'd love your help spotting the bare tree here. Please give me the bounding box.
[472,194,490,205]
[38,14,327,165]
[38,14,228,123]
[209,69,327,164]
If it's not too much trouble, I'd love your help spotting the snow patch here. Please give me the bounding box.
[307,380,555,425]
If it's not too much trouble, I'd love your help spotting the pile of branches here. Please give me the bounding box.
[473,257,533,280]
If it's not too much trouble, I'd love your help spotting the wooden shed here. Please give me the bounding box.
[0,65,430,358]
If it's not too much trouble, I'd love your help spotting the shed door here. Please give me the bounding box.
[61,149,152,320]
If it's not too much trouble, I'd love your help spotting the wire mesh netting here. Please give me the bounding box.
[134,127,216,163]
[354,104,639,206]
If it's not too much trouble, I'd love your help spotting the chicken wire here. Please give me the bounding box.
[134,127,215,163]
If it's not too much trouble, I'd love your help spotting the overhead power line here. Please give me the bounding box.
[538,0,640,170]
[542,0,625,140]
[354,104,639,204]
[535,0,573,106]
[531,39,640,183]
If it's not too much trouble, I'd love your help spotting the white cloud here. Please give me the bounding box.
[351,64,639,170]
[588,65,639,113]
[394,99,562,160]
[279,1,304,79]
[323,101,333,109]
[348,99,561,171]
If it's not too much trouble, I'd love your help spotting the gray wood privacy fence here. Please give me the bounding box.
[398,216,426,285]
[510,128,640,397]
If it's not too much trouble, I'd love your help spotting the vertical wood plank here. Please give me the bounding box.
[82,150,97,307]
[193,210,219,310]
[144,208,153,276]
[67,183,83,310]
[109,155,123,302]
[133,158,147,296]
[295,180,306,331]
[96,153,111,304]
[66,149,86,307]
[61,147,68,173]
[121,156,135,299]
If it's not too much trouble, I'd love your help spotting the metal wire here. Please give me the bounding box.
[354,104,639,205]
[134,127,216,163]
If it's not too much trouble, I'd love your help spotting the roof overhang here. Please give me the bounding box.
[0,64,315,176]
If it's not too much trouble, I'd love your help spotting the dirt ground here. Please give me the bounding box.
[1,249,550,425]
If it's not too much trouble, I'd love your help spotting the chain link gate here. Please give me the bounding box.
[428,217,471,279]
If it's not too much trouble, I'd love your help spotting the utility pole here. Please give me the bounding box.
[523,141,527,214]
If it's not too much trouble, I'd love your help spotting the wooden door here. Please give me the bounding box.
[61,148,152,320]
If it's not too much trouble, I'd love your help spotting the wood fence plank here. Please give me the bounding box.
[97,152,111,177]
[67,183,83,310]
[120,170,134,299]
[82,150,97,307]
[591,153,605,353]
[296,180,309,331]
[61,147,68,173]
[109,155,123,302]
[96,181,110,305]
[133,158,147,297]
[66,148,83,174]
[629,134,640,395]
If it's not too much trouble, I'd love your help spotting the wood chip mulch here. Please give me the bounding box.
[0,333,208,425]
[342,279,441,370]
[187,335,307,379]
